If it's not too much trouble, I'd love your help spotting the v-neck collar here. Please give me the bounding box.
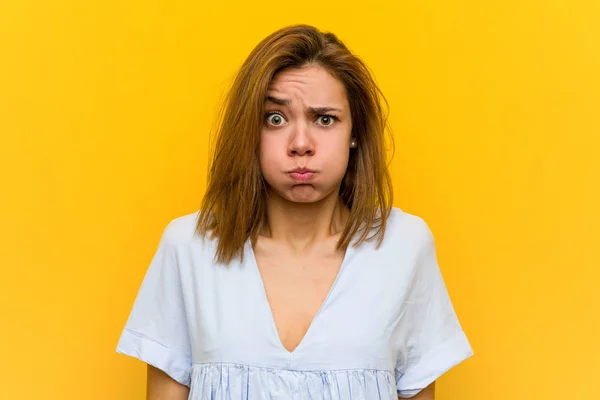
[245,238,355,356]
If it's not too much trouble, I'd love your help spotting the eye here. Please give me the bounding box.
[266,112,286,126]
[316,115,338,127]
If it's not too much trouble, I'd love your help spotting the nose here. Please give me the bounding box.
[287,121,314,157]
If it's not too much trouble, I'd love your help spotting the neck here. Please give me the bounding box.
[262,188,350,252]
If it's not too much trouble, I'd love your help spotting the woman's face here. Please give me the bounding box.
[259,65,354,204]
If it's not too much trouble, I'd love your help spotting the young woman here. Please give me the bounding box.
[117,24,473,399]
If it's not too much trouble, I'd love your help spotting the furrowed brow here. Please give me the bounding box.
[307,106,342,114]
[266,96,290,106]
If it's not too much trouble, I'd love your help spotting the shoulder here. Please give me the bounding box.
[369,208,442,289]
[358,206,437,270]
[160,210,208,247]
[383,207,435,251]
[156,210,221,274]
[351,207,434,261]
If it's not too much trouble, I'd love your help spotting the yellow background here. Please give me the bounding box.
[1,1,598,399]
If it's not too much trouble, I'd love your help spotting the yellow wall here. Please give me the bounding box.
[1,1,598,399]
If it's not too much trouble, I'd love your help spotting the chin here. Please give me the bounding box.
[271,183,339,205]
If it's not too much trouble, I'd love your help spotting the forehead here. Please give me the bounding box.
[267,65,348,106]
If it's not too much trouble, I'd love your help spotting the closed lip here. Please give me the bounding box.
[289,168,316,182]
[290,168,315,173]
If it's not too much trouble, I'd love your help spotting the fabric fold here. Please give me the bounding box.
[116,328,192,387]
[189,363,398,400]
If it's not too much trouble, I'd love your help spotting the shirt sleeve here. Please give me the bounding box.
[395,219,474,398]
[116,222,193,387]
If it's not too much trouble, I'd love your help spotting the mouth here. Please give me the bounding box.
[289,168,316,182]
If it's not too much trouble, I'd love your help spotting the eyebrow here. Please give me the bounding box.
[307,106,342,114]
[266,96,289,106]
[265,96,342,114]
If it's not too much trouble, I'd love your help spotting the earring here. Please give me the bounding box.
[351,140,357,148]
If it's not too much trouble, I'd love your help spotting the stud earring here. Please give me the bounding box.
[350,140,357,148]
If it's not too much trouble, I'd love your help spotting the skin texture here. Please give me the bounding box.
[146,365,189,399]
[406,382,435,400]
[254,65,355,355]
[147,65,436,399]
[259,64,354,206]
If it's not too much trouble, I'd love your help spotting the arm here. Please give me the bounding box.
[400,382,435,400]
[147,365,190,400]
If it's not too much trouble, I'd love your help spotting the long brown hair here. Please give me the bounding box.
[196,24,394,264]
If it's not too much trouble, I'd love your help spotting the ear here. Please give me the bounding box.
[350,136,358,148]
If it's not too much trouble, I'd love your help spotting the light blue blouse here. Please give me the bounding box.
[116,207,473,399]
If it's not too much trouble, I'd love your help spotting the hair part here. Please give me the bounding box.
[197,24,394,264]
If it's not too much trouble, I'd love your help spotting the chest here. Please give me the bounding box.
[253,249,345,353]
[183,240,413,370]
